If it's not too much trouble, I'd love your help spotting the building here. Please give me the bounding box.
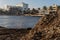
[48,4,58,13]
[2,5,21,11]
[38,7,49,15]
[1,5,10,11]
[16,2,28,11]
[2,2,28,14]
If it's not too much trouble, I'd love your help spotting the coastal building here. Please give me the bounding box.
[16,2,28,14]
[38,9,48,15]
[16,2,28,11]
[2,5,22,11]
[6,5,22,11]
[52,4,58,11]
[1,5,10,11]
[48,4,58,13]
[2,2,28,14]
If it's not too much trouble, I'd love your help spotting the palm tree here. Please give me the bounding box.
[49,6,53,10]
[43,6,47,10]
[31,8,39,14]
[31,8,36,14]
[38,8,40,10]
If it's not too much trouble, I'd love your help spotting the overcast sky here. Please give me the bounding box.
[0,0,60,8]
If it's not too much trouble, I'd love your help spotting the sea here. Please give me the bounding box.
[0,16,40,29]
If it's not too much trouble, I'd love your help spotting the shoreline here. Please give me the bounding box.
[0,14,44,16]
[0,27,31,40]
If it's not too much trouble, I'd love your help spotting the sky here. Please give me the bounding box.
[0,0,60,8]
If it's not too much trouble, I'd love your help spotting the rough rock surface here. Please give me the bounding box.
[21,10,60,40]
[0,28,31,40]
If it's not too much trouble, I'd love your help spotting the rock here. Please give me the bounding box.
[20,10,60,40]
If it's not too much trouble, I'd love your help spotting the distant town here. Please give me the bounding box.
[0,2,60,16]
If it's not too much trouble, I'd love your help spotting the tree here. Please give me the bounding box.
[31,8,39,14]
[38,8,40,10]
[43,6,47,10]
[49,6,53,10]
[27,8,31,14]
[58,6,60,9]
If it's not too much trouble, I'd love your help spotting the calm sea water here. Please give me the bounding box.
[0,16,40,29]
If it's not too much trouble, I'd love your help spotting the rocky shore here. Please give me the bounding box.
[20,10,60,40]
[0,27,31,40]
[0,10,60,40]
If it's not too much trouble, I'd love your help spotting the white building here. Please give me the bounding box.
[3,5,22,11]
[48,4,58,13]
[2,2,28,14]
[1,5,10,11]
[16,2,28,11]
